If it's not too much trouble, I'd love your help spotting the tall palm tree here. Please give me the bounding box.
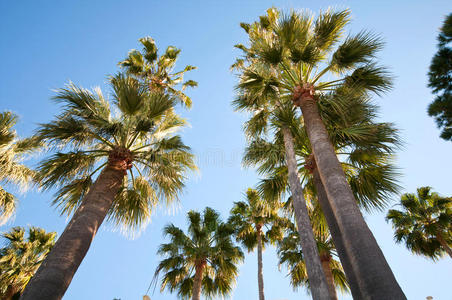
[386,187,452,259]
[234,8,405,298]
[235,54,400,300]
[242,92,400,299]
[0,112,39,225]
[21,75,196,300]
[0,227,56,300]
[228,188,285,300]
[278,221,348,299]
[154,207,244,300]
[119,36,197,108]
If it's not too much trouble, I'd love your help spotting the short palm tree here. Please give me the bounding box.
[228,188,285,300]
[119,36,197,108]
[0,112,39,225]
[386,187,452,259]
[234,8,405,299]
[154,207,244,300]
[0,227,56,300]
[21,74,196,300]
[278,221,348,299]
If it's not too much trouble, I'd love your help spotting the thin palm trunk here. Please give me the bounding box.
[312,167,363,299]
[20,164,125,300]
[192,261,206,300]
[298,97,406,299]
[319,255,337,300]
[281,127,332,300]
[256,227,265,300]
[436,231,452,258]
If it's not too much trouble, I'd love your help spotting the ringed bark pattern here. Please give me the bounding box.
[297,95,406,299]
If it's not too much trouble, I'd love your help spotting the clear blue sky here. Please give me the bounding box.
[1,1,452,299]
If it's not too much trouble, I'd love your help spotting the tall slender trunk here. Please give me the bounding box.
[281,127,332,300]
[192,260,206,300]
[297,96,406,299]
[20,164,125,300]
[319,254,337,300]
[436,231,452,258]
[312,167,363,299]
[256,227,265,300]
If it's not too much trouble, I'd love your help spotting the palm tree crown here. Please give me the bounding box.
[0,112,39,225]
[242,93,401,212]
[0,227,56,299]
[36,74,196,234]
[427,13,452,141]
[228,188,285,251]
[386,187,452,259]
[119,36,198,108]
[154,207,244,300]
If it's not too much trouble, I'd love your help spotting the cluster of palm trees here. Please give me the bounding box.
[0,6,451,300]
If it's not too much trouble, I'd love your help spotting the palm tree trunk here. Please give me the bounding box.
[3,285,17,300]
[20,164,125,300]
[312,167,363,299]
[192,261,206,300]
[297,97,406,299]
[281,127,332,300]
[256,227,265,300]
[436,231,452,258]
[319,255,337,300]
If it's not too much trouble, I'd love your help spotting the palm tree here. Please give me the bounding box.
[20,75,196,300]
[234,37,334,300]
[277,222,348,299]
[154,207,244,300]
[427,13,452,141]
[386,187,452,259]
[228,188,285,300]
[242,93,400,299]
[119,36,197,108]
[234,8,405,298]
[0,227,56,300]
[0,112,39,225]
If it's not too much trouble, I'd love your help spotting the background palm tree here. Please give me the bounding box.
[154,207,244,300]
[427,13,452,141]
[237,59,400,298]
[0,227,56,300]
[228,188,285,300]
[0,112,39,225]
[119,36,197,108]
[386,187,452,259]
[21,74,196,300]
[277,221,348,299]
[234,8,405,299]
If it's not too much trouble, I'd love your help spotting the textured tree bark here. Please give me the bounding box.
[282,127,332,300]
[297,96,406,299]
[319,255,337,300]
[436,231,452,258]
[256,227,265,300]
[312,167,363,299]
[3,285,18,300]
[20,164,125,300]
[192,261,206,300]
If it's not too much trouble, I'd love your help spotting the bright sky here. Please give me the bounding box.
[1,1,452,299]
